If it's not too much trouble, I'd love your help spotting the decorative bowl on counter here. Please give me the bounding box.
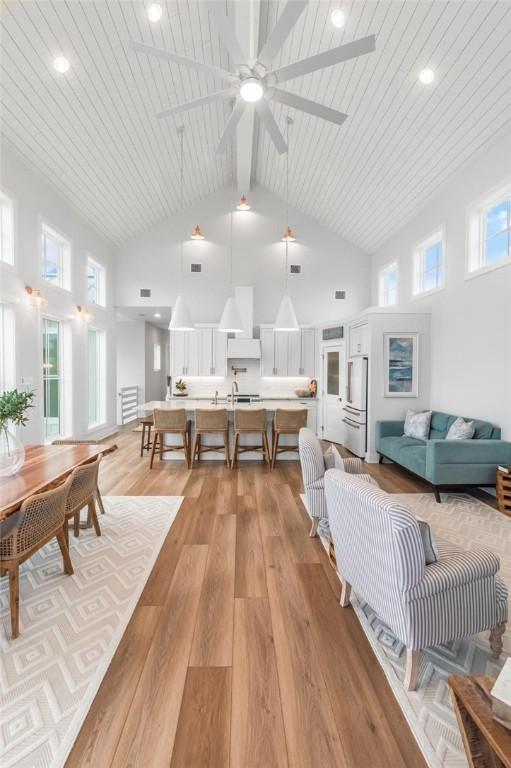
[173,392,189,397]
[295,389,313,398]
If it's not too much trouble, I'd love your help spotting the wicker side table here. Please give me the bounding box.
[497,468,511,517]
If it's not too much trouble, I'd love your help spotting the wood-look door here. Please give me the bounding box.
[321,343,345,444]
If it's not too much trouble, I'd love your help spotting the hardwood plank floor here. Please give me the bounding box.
[66,426,435,767]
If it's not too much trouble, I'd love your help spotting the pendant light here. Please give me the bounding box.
[218,138,243,333]
[191,224,205,240]
[275,117,299,332]
[169,126,194,332]
[237,194,250,211]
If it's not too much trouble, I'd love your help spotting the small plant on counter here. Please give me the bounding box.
[0,389,35,434]
[174,378,187,396]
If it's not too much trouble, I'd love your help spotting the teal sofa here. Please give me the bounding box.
[376,411,511,502]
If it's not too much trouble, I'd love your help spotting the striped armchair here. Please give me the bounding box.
[324,469,508,691]
[298,428,371,537]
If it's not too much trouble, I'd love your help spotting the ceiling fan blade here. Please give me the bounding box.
[130,40,235,83]
[270,34,376,84]
[216,99,247,154]
[257,0,308,69]
[157,89,234,120]
[206,2,247,70]
[269,88,347,126]
[255,101,287,155]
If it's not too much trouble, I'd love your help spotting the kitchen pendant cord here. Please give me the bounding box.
[229,133,234,293]
[178,126,184,292]
[285,117,291,294]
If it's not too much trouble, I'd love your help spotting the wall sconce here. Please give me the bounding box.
[25,286,48,308]
[76,305,94,323]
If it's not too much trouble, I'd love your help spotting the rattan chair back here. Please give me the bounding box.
[195,408,228,431]
[153,408,187,431]
[234,408,267,432]
[65,455,101,514]
[274,408,308,431]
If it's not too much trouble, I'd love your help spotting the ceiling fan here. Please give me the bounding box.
[130,0,376,155]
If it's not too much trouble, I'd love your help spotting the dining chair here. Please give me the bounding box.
[231,408,270,468]
[139,416,154,457]
[150,408,191,468]
[0,478,73,639]
[271,408,308,469]
[64,455,102,546]
[192,409,229,467]
[52,439,107,515]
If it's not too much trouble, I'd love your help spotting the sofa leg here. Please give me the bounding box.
[309,518,319,538]
[489,622,506,657]
[378,454,383,464]
[339,579,351,608]
[404,649,420,691]
[433,486,441,503]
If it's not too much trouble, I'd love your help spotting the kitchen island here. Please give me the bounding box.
[139,398,318,461]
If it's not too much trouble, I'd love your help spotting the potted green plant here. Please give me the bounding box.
[0,389,35,476]
[174,378,188,397]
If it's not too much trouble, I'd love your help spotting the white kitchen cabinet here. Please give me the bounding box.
[260,326,316,377]
[349,322,369,357]
[274,331,289,376]
[301,328,316,377]
[171,326,227,378]
[170,330,198,376]
[260,328,276,376]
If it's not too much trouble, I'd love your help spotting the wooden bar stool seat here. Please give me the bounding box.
[139,416,154,457]
[192,409,229,467]
[271,408,308,469]
[150,408,191,469]
[231,408,270,469]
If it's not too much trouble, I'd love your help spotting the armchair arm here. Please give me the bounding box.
[308,477,325,491]
[426,439,511,466]
[343,457,363,474]
[375,420,405,445]
[407,547,500,601]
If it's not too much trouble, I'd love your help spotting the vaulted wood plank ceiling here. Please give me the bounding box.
[1,0,510,252]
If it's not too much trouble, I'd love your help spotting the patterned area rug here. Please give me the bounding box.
[301,491,510,768]
[0,495,182,768]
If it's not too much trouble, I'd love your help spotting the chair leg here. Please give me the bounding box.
[339,579,351,607]
[183,430,191,469]
[191,433,199,468]
[262,430,271,465]
[147,424,152,452]
[63,516,70,550]
[378,454,383,464]
[9,565,20,639]
[489,622,506,657]
[140,422,146,457]
[159,431,164,461]
[149,432,158,469]
[404,649,420,691]
[96,488,106,515]
[56,528,74,575]
[309,517,319,538]
[89,500,101,537]
[73,511,80,538]
[433,485,442,503]
[271,431,279,470]
[231,432,239,469]
[224,430,230,466]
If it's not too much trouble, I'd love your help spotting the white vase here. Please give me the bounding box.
[0,427,25,477]
[165,385,172,402]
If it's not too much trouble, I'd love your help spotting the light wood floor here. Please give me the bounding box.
[65,426,449,768]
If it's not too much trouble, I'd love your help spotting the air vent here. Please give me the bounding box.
[190,263,202,273]
[335,290,346,300]
[139,288,151,298]
[290,264,301,274]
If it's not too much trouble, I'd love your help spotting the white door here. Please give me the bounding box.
[322,343,345,444]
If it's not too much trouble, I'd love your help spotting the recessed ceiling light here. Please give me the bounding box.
[331,9,346,28]
[53,56,70,73]
[418,67,435,85]
[147,3,162,22]
[153,312,161,318]
[240,78,264,103]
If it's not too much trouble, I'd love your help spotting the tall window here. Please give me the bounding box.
[88,328,106,427]
[153,343,161,371]
[42,223,71,289]
[42,317,63,442]
[0,303,15,392]
[379,262,398,306]
[87,256,106,306]
[413,230,444,296]
[468,184,511,275]
[0,191,14,265]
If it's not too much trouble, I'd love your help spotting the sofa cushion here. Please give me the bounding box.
[471,419,498,440]
[404,410,432,440]
[429,411,454,440]
[380,435,425,463]
[399,444,427,477]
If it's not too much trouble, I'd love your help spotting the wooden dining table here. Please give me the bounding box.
[0,443,117,520]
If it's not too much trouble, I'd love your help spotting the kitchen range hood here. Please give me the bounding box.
[226,287,261,359]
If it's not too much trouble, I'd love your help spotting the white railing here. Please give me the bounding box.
[118,386,138,425]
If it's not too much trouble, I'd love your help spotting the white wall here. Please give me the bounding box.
[116,320,146,407]
[0,143,117,443]
[370,132,511,439]
[144,323,166,402]
[114,183,371,327]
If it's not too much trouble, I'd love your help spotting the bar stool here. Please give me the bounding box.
[271,408,308,469]
[150,408,191,469]
[139,416,154,457]
[231,408,270,469]
[192,409,229,467]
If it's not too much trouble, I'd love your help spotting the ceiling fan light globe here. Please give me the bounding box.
[331,9,346,28]
[240,78,264,103]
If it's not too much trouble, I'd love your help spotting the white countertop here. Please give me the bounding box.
[139,398,317,412]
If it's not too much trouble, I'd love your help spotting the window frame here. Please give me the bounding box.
[42,316,64,443]
[86,255,107,307]
[0,189,15,267]
[413,227,445,298]
[378,261,398,307]
[0,302,16,393]
[466,181,511,279]
[41,221,72,291]
[88,327,107,429]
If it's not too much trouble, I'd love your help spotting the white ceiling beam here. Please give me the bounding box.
[234,0,260,194]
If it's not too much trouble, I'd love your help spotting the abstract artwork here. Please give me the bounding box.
[384,333,418,397]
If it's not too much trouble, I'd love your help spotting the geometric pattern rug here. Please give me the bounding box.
[0,496,182,768]
[301,490,510,768]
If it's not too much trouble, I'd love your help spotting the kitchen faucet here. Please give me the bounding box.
[230,380,239,403]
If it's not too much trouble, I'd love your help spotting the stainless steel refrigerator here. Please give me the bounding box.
[342,357,368,458]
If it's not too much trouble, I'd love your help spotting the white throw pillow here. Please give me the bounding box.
[446,416,475,440]
[404,410,432,441]
[323,444,345,471]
